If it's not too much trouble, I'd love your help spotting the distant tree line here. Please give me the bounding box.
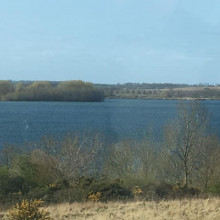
[165,88,220,99]
[95,82,216,90]
[0,80,104,102]
[100,85,220,99]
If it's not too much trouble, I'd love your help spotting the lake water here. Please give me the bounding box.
[0,99,220,147]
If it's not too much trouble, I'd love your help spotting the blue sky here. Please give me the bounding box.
[0,0,220,84]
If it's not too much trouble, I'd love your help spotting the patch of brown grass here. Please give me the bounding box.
[1,198,220,219]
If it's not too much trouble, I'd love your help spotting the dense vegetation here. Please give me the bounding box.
[0,80,104,102]
[0,101,220,207]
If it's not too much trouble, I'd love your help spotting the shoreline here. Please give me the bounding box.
[105,97,220,101]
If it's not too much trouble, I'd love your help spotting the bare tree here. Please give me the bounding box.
[137,133,157,181]
[56,133,103,182]
[164,101,209,187]
[193,135,220,190]
[103,140,136,179]
[0,144,17,169]
[103,134,157,184]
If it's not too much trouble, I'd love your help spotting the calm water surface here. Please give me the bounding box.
[0,99,220,147]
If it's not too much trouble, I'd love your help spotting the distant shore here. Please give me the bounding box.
[102,84,220,100]
[1,80,220,101]
[105,96,220,101]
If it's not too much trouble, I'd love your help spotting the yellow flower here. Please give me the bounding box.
[133,186,143,196]
[8,199,51,220]
[88,192,102,202]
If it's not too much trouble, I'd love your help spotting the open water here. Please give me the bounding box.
[0,99,220,147]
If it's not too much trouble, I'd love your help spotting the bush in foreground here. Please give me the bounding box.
[8,199,51,220]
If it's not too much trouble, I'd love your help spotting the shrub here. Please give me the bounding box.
[207,184,220,195]
[0,167,10,195]
[8,199,51,220]
[155,183,199,199]
[11,155,40,193]
[132,186,143,197]
[172,183,199,197]
[88,192,102,202]
[6,176,24,194]
[0,167,24,196]
[89,181,132,202]
[155,183,173,198]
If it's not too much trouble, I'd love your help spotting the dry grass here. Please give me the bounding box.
[1,198,220,220]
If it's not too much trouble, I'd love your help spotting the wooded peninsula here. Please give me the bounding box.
[0,80,104,102]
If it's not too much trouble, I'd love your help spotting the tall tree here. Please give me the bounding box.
[164,101,209,187]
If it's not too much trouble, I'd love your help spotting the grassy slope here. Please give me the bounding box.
[2,198,220,220]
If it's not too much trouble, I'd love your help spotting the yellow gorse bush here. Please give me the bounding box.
[88,192,102,202]
[172,182,185,192]
[133,186,143,196]
[8,199,51,220]
[46,183,57,190]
